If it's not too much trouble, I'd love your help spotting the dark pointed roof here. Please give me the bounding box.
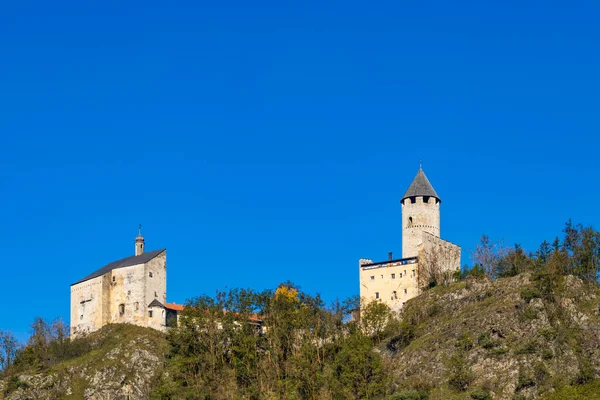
[148,299,165,308]
[71,249,166,286]
[402,169,440,202]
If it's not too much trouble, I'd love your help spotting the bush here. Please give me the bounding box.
[387,320,415,353]
[390,389,429,400]
[515,367,536,392]
[515,340,538,355]
[541,348,554,360]
[520,286,541,304]
[470,388,491,400]
[477,332,499,350]
[447,352,474,392]
[456,333,474,352]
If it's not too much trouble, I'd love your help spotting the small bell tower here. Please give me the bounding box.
[135,224,145,256]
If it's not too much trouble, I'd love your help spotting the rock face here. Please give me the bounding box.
[1,325,167,400]
[385,274,600,399]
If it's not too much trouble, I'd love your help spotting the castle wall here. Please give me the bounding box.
[417,232,461,287]
[144,252,167,310]
[401,196,440,258]
[359,258,419,312]
[108,264,147,327]
[70,276,104,337]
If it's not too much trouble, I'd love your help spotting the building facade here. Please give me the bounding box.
[359,168,460,311]
[70,231,180,337]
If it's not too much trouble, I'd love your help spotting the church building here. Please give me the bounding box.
[359,167,461,311]
[70,229,181,337]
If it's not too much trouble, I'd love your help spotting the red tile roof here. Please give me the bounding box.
[165,303,185,311]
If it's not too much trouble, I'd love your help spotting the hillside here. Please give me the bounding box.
[2,274,599,399]
[386,273,600,399]
[0,324,168,400]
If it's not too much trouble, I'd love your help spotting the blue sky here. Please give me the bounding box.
[1,1,599,340]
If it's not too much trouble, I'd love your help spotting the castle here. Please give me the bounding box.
[359,167,461,311]
[70,228,182,338]
[70,168,459,336]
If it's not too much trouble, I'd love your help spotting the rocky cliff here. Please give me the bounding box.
[385,274,600,399]
[0,324,167,400]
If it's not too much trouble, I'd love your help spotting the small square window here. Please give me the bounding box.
[370,276,374,281]
[391,273,395,279]
[375,292,380,299]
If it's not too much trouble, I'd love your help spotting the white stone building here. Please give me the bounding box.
[359,168,461,311]
[70,230,181,337]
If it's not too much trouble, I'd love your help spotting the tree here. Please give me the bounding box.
[471,235,508,279]
[0,330,19,373]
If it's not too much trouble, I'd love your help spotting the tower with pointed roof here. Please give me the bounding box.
[401,168,441,258]
[358,167,460,312]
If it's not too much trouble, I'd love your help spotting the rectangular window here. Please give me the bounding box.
[148,310,153,318]
[391,273,395,279]
[380,274,383,279]
[370,276,374,281]
[375,292,380,299]
[399,273,403,278]
[149,272,153,278]
[404,289,408,294]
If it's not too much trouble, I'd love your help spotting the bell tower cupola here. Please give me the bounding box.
[135,224,145,256]
[401,166,441,258]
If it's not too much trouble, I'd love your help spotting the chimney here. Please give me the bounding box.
[388,252,393,261]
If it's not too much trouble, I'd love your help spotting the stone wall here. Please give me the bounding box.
[401,196,440,258]
[109,264,147,327]
[70,276,104,337]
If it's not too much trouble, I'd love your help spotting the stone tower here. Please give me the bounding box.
[401,168,441,258]
[135,225,145,256]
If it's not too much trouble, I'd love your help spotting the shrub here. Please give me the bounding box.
[387,320,415,353]
[515,367,536,392]
[390,389,429,400]
[456,333,474,352]
[478,332,499,349]
[541,348,554,360]
[520,286,541,304]
[515,340,538,355]
[447,352,474,392]
[470,388,491,400]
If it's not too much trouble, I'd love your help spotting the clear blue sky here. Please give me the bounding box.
[1,1,599,340]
